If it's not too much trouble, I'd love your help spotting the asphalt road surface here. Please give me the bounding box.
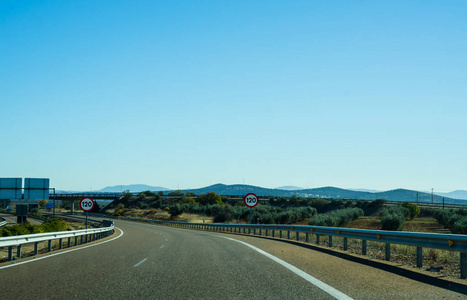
[0,213,43,225]
[0,219,465,299]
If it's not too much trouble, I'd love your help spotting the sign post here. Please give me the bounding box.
[79,197,95,229]
[243,193,259,224]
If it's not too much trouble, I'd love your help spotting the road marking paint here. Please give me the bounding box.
[172,228,353,300]
[0,227,124,270]
[133,258,147,267]
[218,235,353,300]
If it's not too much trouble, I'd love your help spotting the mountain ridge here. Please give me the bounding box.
[67,183,466,204]
[181,184,466,205]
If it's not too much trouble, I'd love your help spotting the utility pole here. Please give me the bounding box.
[431,188,434,205]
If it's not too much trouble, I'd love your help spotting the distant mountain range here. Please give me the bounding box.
[276,186,304,191]
[181,184,467,205]
[99,184,169,193]
[61,183,467,204]
[435,190,467,201]
[57,184,170,194]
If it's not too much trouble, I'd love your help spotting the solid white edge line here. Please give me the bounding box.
[166,227,353,300]
[133,258,148,267]
[0,227,124,270]
[218,235,354,300]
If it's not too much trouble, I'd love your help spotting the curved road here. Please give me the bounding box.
[0,213,43,225]
[0,219,465,299]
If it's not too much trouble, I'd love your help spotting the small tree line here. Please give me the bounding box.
[309,208,364,227]
[168,203,318,224]
[432,209,467,234]
[380,202,420,231]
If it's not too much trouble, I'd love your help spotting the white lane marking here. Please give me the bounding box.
[133,258,148,267]
[165,227,353,300]
[0,227,124,270]
[215,235,353,300]
[160,245,165,249]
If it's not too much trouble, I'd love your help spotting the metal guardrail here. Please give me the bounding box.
[0,225,114,261]
[108,216,467,279]
[0,220,6,227]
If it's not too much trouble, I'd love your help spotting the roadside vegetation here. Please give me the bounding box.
[432,208,467,234]
[104,190,467,236]
[309,208,364,227]
[0,219,67,237]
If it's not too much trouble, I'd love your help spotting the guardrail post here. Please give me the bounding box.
[416,247,423,267]
[385,243,391,261]
[48,240,52,252]
[362,240,367,255]
[265,229,268,237]
[296,232,299,241]
[272,230,275,237]
[34,242,39,255]
[460,252,467,279]
[306,233,309,243]
[8,246,13,261]
[328,236,333,247]
[59,238,63,249]
[75,236,78,245]
[316,234,320,244]
[259,228,262,235]
[279,230,282,238]
[17,245,22,259]
[253,228,256,235]
[68,237,71,247]
[287,231,290,239]
[344,237,348,251]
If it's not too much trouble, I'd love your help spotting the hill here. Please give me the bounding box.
[436,190,467,200]
[182,184,466,205]
[98,184,169,193]
[276,186,304,191]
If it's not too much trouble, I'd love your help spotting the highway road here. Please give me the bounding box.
[0,219,466,299]
[0,213,43,225]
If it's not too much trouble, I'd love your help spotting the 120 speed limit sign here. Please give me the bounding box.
[80,197,95,212]
[243,193,259,208]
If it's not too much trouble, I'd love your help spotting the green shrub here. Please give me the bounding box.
[197,192,224,205]
[169,205,184,217]
[309,208,364,227]
[433,208,467,234]
[452,217,467,234]
[398,202,420,220]
[0,219,67,237]
[213,211,233,223]
[380,206,409,231]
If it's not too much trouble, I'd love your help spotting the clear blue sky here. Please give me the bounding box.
[1,1,466,192]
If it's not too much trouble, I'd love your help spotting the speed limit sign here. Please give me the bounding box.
[243,193,259,208]
[80,197,95,212]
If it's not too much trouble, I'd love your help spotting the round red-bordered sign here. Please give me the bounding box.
[243,193,259,208]
[80,197,95,212]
